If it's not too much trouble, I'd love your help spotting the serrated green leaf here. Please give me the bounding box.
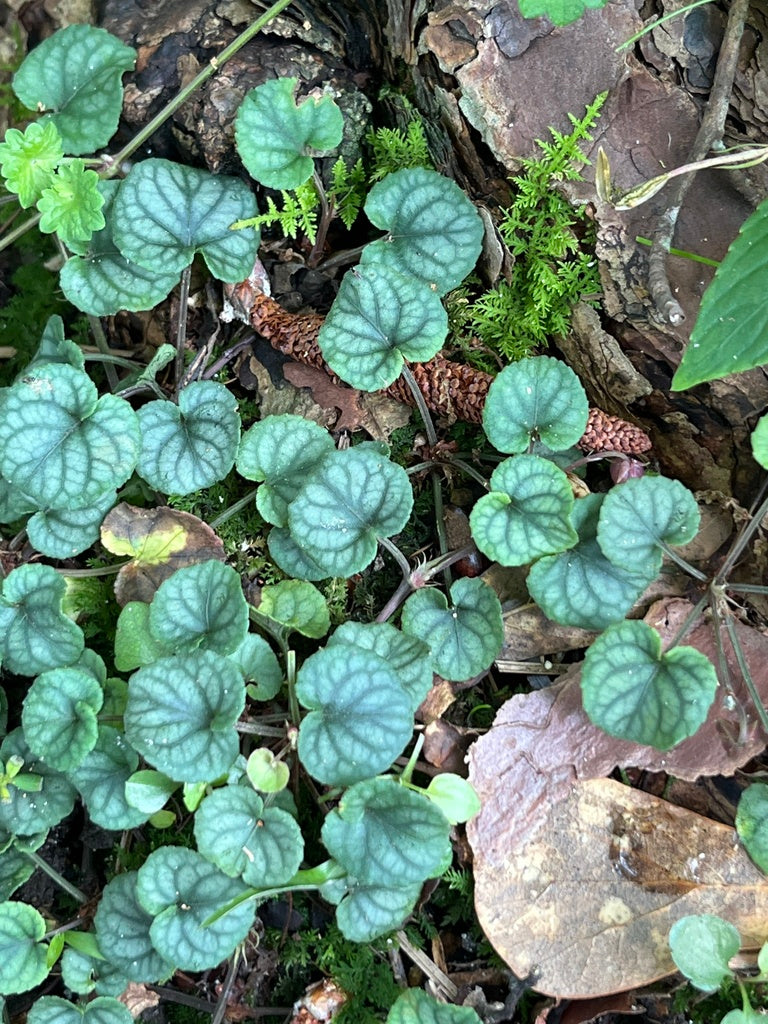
[0,564,84,675]
[22,667,103,771]
[581,620,718,749]
[125,650,244,783]
[37,159,105,247]
[518,0,608,25]
[286,447,413,577]
[0,901,48,994]
[736,783,768,874]
[329,620,433,712]
[752,416,768,470]
[669,914,739,992]
[124,769,178,814]
[234,77,344,189]
[400,577,503,682]
[68,727,149,831]
[60,180,180,316]
[360,167,483,295]
[229,633,283,700]
[194,785,303,886]
[424,774,481,825]
[387,989,482,1024]
[334,878,423,943]
[27,489,116,559]
[257,580,330,639]
[60,948,129,997]
[0,363,140,510]
[0,120,63,207]
[0,730,76,837]
[93,872,173,982]
[28,997,134,1024]
[297,644,414,786]
[322,777,451,886]
[148,560,248,656]
[597,476,700,574]
[136,847,255,971]
[318,264,448,390]
[672,196,768,390]
[482,356,589,454]
[470,455,577,566]
[236,414,335,527]
[112,158,259,280]
[137,381,241,495]
[527,493,655,630]
[13,25,135,153]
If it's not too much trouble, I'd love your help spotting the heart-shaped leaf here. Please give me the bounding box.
[267,526,331,581]
[112,159,259,280]
[387,989,483,1024]
[669,914,740,992]
[234,77,343,189]
[752,416,768,470]
[28,998,134,1024]
[236,414,335,527]
[322,777,451,885]
[60,948,129,998]
[424,774,481,825]
[581,620,718,750]
[482,356,589,454]
[113,601,170,672]
[148,560,249,656]
[0,845,37,902]
[22,666,103,771]
[136,847,255,972]
[93,872,172,983]
[0,363,139,510]
[257,580,330,639]
[194,785,303,887]
[229,634,283,700]
[286,446,413,577]
[470,455,578,566]
[318,264,448,390]
[401,578,503,682]
[0,901,48,994]
[124,650,244,783]
[597,476,700,575]
[245,748,290,792]
[137,381,241,495]
[0,564,84,676]
[332,877,423,943]
[68,727,149,831]
[60,181,179,316]
[296,644,414,786]
[329,621,433,712]
[527,493,656,630]
[12,25,136,154]
[736,784,768,874]
[360,167,483,295]
[0,730,76,837]
[26,489,116,559]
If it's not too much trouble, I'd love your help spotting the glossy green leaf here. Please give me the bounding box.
[60,181,179,316]
[92,872,172,982]
[124,770,178,815]
[124,650,244,783]
[149,560,249,656]
[751,416,768,470]
[736,783,768,874]
[245,748,289,793]
[114,601,170,673]
[0,121,62,207]
[322,777,451,885]
[194,785,303,887]
[518,0,608,23]
[37,159,105,247]
[136,847,255,971]
[470,455,577,566]
[387,989,482,1024]
[60,948,129,997]
[401,578,503,681]
[257,580,330,639]
[482,356,589,454]
[267,526,330,581]
[137,381,240,495]
[360,167,483,295]
[527,493,655,630]
[333,878,423,943]
[296,644,414,786]
[68,727,149,831]
[236,414,335,527]
[318,264,448,390]
[597,476,700,574]
[26,489,116,559]
[22,667,103,771]
[0,730,76,837]
[28,998,133,1024]
[0,564,84,675]
[229,633,283,700]
[424,774,481,825]
[329,620,433,712]
[669,914,739,992]
[672,196,768,390]
[0,901,48,994]
[0,363,140,510]
[234,77,343,189]
[286,447,413,577]
[581,620,718,750]
[112,158,259,280]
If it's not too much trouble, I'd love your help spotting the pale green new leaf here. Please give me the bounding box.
[124,770,178,815]
[0,901,48,995]
[22,666,103,771]
[37,159,105,247]
[752,415,768,470]
[0,563,84,675]
[0,121,63,207]
[518,0,608,25]
[669,915,739,992]
[93,872,172,983]
[257,580,330,638]
[148,560,248,656]
[137,381,241,495]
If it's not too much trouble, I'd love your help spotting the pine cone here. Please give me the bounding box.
[578,407,653,454]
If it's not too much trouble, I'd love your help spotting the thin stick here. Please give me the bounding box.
[174,264,192,393]
[23,849,87,904]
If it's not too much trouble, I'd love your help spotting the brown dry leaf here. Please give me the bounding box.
[471,776,768,998]
[283,362,366,431]
[118,982,160,1017]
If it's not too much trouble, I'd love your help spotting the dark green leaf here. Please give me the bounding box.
[387,989,482,1024]
[22,667,103,771]
[93,871,174,982]
[0,564,84,675]
[0,901,48,994]
[329,620,432,712]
